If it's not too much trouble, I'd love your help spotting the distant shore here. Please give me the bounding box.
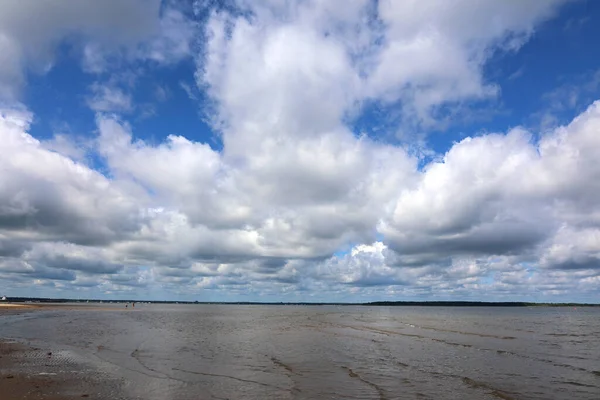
[1,300,598,399]
[2,298,599,307]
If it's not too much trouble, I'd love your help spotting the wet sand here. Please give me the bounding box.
[2,305,599,400]
[0,339,109,400]
[0,302,130,310]
[0,303,39,308]
[0,306,125,400]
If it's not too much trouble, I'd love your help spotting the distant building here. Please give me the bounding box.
[1,296,6,301]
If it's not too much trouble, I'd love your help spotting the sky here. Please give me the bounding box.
[1,0,600,303]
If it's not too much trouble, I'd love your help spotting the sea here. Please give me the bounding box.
[1,304,599,399]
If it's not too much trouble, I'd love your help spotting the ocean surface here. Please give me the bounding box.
[1,304,599,399]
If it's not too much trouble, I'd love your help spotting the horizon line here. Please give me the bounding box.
[3,297,599,307]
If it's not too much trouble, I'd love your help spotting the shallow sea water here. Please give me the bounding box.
[1,305,599,399]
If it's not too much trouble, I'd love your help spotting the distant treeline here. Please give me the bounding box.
[2,297,599,307]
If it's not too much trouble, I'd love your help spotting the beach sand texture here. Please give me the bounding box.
[0,338,121,400]
[1,307,124,400]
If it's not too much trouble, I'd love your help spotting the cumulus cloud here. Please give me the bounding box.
[1,0,599,301]
[0,0,196,101]
[3,97,600,300]
[369,0,564,126]
[199,0,565,134]
[95,114,414,259]
[0,108,146,246]
[382,102,600,267]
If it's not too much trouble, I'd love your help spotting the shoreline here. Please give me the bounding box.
[0,303,135,312]
[0,339,97,400]
[0,337,125,400]
[0,303,39,308]
[3,299,599,307]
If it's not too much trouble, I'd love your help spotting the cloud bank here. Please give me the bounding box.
[1,0,598,301]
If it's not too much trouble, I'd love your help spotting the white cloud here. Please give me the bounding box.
[43,134,91,162]
[199,0,566,136]
[0,109,146,247]
[3,97,600,300]
[87,84,133,113]
[381,101,600,284]
[141,8,198,64]
[22,242,123,275]
[2,0,599,301]
[0,0,197,101]
[540,227,600,270]
[95,114,414,259]
[369,0,564,127]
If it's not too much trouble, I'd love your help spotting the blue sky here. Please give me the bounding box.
[1,0,600,302]
[24,1,600,155]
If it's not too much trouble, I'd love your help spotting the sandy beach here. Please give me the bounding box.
[0,303,38,308]
[1,308,77,399]
[0,303,134,311]
[0,306,125,400]
[1,340,74,400]
[0,338,119,400]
